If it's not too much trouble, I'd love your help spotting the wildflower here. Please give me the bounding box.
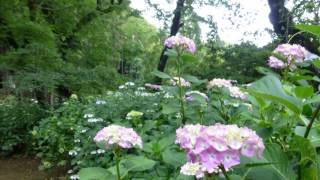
[207,78,232,89]
[164,35,196,53]
[267,56,285,69]
[84,114,94,118]
[96,100,106,105]
[94,125,143,149]
[87,118,103,123]
[176,124,264,178]
[125,82,135,86]
[81,129,87,133]
[70,174,79,180]
[180,162,205,179]
[70,94,78,99]
[170,77,191,87]
[68,150,77,156]
[74,139,80,143]
[137,87,146,91]
[97,149,105,154]
[118,85,126,89]
[126,110,143,120]
[164,92,174,99]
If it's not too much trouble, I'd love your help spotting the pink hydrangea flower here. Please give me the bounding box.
[176,123,264,178]
[94,125,143,149]
[164,35,196,53]
[274,44,307,62]
[170,77,191,87]
[268,44,310,70]
[267,56,285,69]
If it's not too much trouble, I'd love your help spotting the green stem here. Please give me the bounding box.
[219,165,230,180]
[113,147,121,180]
[177,52,186,124]
[304,104,320,138]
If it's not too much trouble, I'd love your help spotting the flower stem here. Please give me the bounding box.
[113,147,121,180]
[304,104,320,138]
[176,52,186,124]
[219,165,230,180]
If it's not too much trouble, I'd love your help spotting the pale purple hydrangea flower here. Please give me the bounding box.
[228,86,247,100]
[267,56,285,69]
[176,123,264,178]
[274,44,307,63]
[170,77,191,87]
[184,91,209,102]
[164,35,196,53]
[268,44,310,69]
[207,78,232,89]
[94,125,143,149]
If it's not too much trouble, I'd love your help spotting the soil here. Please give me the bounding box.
[0,155,67,180]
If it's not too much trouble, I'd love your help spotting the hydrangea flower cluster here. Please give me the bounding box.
[267,56,285,69]
[176,124,264,179]
[164,35,196,53]
[170,77,191,87]
[185,91,208,102]
[126,110,143,120]
[94,125,143,149]
[228,86,247,100]
[207,78,232,89]
[268,44,309,69]
[208,78,247,100]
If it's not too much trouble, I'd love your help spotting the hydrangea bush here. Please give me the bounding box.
[34,31,320,180]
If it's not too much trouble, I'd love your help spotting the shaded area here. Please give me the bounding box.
[0,155,66,180]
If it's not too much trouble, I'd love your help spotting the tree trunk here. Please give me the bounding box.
[155,0,185,83]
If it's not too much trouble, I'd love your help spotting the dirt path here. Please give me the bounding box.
[0,155,66,180]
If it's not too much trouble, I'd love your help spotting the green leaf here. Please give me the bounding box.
[164,49,178,58]
[294,86,314,99]
[158,134,175,151]
[181,54,196,62]
[183,75,207,85]
[312,60,320,69]
[78,167,115,180]
[247,75,302,114]
[295,126,320,147]
[241,144,296,180]
[162,101,180,114]
[289,135,318,180]
[152,70,171,79]
[296,24,320,37]
[121,156,156,172]
[162,149,186,168]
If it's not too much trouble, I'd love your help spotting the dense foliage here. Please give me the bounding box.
[1,0,320,180]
